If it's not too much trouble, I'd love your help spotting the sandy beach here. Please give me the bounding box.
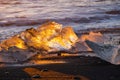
[0,56,120,80]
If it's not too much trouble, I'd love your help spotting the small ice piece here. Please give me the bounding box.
[86,40,120,65]
[0,46,37,62]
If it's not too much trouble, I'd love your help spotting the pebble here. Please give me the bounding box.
[41,69,48,72]
[109,76,115,80]
[74,76,81,80]
[5,71,9,74]
[97,61,102,64]
[21,79,25,80]
[32,74,41,78]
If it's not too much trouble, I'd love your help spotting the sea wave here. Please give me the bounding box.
[0,0,120,27]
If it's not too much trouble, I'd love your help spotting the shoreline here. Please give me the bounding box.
[0,56,120,80]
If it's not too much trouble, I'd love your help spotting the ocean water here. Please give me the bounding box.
[0,0,120,39]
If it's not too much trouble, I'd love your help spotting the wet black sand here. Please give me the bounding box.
[0,56,120,80]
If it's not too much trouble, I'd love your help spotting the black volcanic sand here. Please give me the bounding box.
[0,56,120,80]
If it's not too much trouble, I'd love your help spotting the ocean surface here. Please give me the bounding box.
[0,0,120,39]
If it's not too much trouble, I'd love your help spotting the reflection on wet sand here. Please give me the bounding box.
[0,56,120,80]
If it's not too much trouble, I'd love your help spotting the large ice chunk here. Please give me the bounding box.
[0,21,78,62]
